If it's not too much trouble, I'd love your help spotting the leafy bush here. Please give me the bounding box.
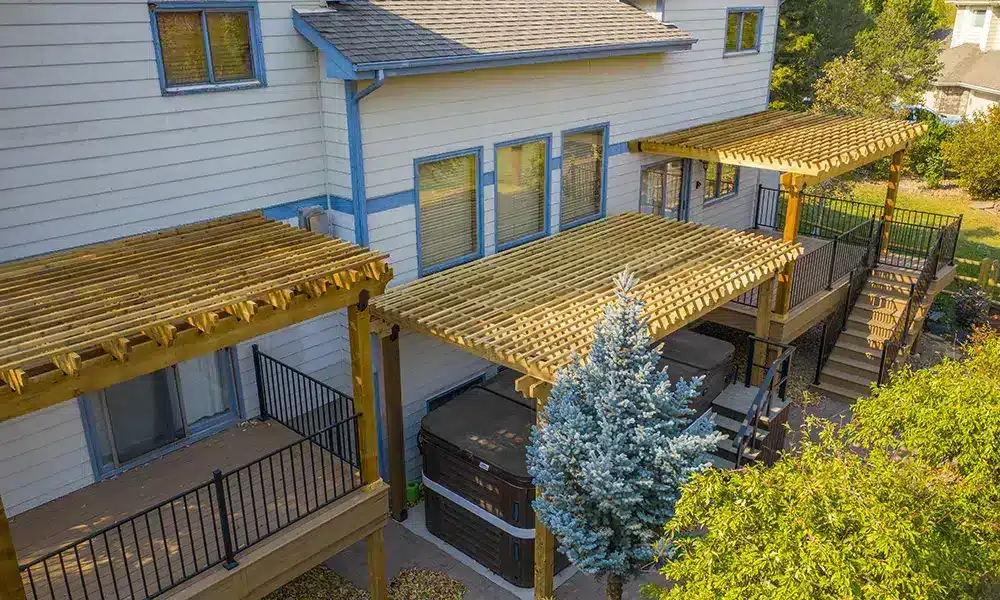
[943,105,1000,201]
[954,285,991,331]
[907,113,954,188]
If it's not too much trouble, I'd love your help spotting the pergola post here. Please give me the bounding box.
[0,495,25,600]
[753,275,775,385]
[532,387,555,600]
[379,325,407,522]
[775,173,806,314]
[348,297,387,600]
[882,149,904,251]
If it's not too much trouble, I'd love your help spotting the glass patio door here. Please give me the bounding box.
[640,159,686,220]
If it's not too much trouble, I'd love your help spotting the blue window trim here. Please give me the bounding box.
[723,6,765,56]
[78,348,243,481]
[414,147,485,277]
[702,161,742,206]
[559,123,609,231]
[148,1,267,96]
[493,134,552,252]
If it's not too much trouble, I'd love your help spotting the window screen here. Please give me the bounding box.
[154,7,258,90]
[419,153,479,272]
[725,9,762,53]
[561,129,604,225]
[704,161,739,201]
[496,140,547,247]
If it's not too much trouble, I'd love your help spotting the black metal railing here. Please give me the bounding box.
[254,345,357,466]
[878,231,944,386]
[736,337,795,468]
[21,356,363,600]
[755,185,881,238]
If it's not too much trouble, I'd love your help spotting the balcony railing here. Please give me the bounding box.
[736,337,795,467]
[20,351,362,600]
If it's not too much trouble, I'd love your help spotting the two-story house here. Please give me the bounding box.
[924,0,1000,118]
[0,0,954,598]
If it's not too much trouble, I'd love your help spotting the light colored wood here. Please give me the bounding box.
[753,276,775,385]
[532,384,554,600]
[365,529,387,600]
[379,329,407,522]
[371,213,801,384]
[883,149,904,250]
[633,110,926,185]
[162,482,389,600]
[775,173,805,314]
[979,258,994,287]
[0,495,26,600]
[0,213,392,400]
[348,303,379,487]
[0,280,388,423]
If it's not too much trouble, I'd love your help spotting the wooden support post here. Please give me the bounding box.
[533,386,555,600]
[348,296,387,600]
[775,173,805,314]
[979,258,994,288]
[753,276,775,386]
[0,495,26,600]
[883,149,904,252]
[380,325,407,522]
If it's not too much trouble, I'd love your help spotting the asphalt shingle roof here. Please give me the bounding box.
[296,0,694,66]
[938,43,1000,93]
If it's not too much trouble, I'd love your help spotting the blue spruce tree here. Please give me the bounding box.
[526,269,724,600]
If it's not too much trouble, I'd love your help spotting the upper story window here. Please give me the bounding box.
[704,161,739,202]
[972,9,987,27]
[560,127,606,227]
[495,136,549,249]
[149,2,266,95]
[417,149,482,275]
[725,7,763,54]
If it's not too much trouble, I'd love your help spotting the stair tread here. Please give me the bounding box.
[853,300,906,315]
[712,414,768,439]
[716,436,760,458]
[822,366,875,388]
[711,387,787,421]
[826,354,881,374]
[706,454,735,470]
[813,381,866,402]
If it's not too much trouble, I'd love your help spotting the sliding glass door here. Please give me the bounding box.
[640,159,686,221]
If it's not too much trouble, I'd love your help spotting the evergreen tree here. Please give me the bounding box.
[526,269,723,600]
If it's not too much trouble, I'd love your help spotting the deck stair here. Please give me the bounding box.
[815,266,929,403]
[707,384,790,468]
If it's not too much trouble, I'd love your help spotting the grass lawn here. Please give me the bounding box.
[851,180,1000,271]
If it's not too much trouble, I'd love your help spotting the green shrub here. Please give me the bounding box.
[943,105,1000,201]
[907,113,954,188]
[954,285,991,331]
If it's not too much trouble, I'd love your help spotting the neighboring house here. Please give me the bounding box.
[924,1,1000,118]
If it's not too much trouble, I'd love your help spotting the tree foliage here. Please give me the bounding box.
[813,0,942,116]
[526,270,722,598]
[769,0,872,110]
[942,105,1000,201]
[648,333,1000,600]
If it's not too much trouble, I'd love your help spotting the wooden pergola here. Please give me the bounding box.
[370,213,801,598]
[0,213,393,600]
[630,110,928,312]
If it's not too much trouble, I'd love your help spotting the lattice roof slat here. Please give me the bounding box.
[0,213,392,404]
[371,213,801,382]
[631,110,928,184]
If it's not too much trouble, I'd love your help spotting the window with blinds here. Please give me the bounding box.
[418,152,480,273]
[496,139,547,248]
[560,129,605,226]
[704,161,739,202]
[152,4,263,93]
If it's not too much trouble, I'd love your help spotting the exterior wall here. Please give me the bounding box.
[361,0,778,481]
[966,88,1000,116]
[989,7,1000,49]
[952,6,989,47]
[937,85,972,115]
[0,401,93,517]
[0,0,328,262]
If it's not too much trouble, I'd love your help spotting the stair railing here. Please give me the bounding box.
[736,337,796,468]
[814,220,884,383]
[877,230,944,385]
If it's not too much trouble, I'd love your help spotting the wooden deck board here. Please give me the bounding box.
[11,423,361,600]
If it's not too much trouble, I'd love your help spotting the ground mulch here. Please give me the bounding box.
[265,566,467,600]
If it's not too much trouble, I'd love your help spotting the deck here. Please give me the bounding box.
[11,421,364,600]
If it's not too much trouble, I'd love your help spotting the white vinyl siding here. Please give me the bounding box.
[0,0,327,262]
[0,401,94,517]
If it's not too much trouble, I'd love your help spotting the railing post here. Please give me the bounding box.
[744,337,754,388]
[952,215,963,265]
[213,469,239,570]
[754,183,763,229]
[252,344,268,422]
[826,236,838,290]
[814,322,828,385]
